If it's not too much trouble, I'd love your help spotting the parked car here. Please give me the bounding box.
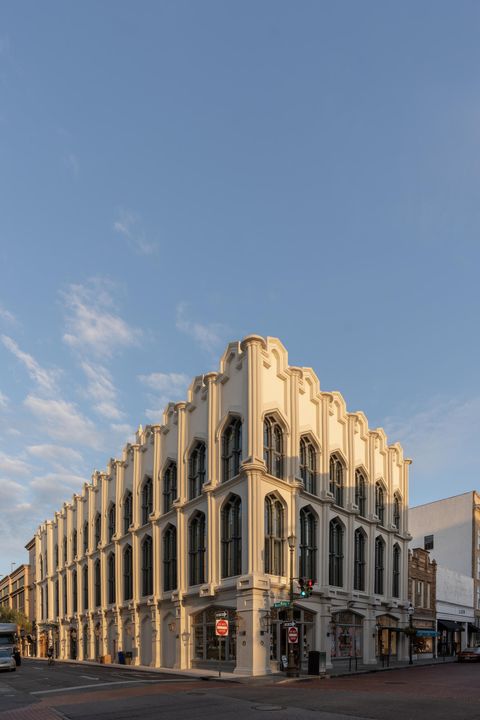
[0,648,16,672]
[457,646,480,663]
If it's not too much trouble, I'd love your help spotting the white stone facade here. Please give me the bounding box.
[34,335,412,674]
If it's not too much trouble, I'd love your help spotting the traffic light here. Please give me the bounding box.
[306,579,314,597]
[298,577,308,597]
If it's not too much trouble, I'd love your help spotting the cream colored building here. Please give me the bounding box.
[34,335,412,674]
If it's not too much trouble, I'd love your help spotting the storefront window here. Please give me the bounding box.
[330,612,362,659]
[192,608,237,666]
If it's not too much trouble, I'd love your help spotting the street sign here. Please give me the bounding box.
[215,611,228,619]
[287,626,298,644]
[273,601,290,608]
[216,618,229,637]
[283,621,297,628]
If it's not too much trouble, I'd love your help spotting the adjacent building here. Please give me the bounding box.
[34,335,412,675]
[409,491,480,647]
[0,560,34,655]
[408,548,436,657]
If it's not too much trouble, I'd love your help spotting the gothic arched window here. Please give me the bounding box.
[355,469,367,517]
[299,506,317,580]
[189,512,206,586]
[329,454,344,507]
[163,462,177,513]
[141,476,153,525]
[374,536,385,595]
[264,495,285,575]
[264,415,284,479]
[354,528,366,591]
[189,442,207,499]
[300,437,316,495]
[329,519,344,587]
[142,536,153,596]
[221,495,242,578]
[163,525,177,592]
[222,417,242,482]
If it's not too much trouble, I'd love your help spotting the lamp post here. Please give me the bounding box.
[286,534,298,678]
[407,602,415,665]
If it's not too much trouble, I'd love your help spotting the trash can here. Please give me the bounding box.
[14,650,21,667]
[118,651,125,665]
[308,650,320,675]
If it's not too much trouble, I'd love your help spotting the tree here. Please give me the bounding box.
[0,606,31,633]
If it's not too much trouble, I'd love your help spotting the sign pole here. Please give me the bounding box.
[218,637,221,678]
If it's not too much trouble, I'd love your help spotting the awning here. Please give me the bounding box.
[468,623,480,633]
[437,620,465,632]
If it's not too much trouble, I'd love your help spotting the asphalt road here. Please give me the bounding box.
[0,659,479,720]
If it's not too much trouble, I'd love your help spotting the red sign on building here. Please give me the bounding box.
[287,626,298,644]
[216,619,229,637]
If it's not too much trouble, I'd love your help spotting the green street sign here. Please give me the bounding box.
[273,601,290,608]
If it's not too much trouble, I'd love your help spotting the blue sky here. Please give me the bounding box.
[1,1,480,576]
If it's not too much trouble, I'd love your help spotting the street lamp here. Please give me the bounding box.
[286,534,298,678]
[407,603,415,665]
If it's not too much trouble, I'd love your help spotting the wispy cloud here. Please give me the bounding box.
[26,444,83,465]
[0,304,16,324]
[0,390,8,408]
[175,302,227,355]
[63,152,79,177]
[80,360,124,420]
[113,209,158,256]
[382,394,480,501]
[1,335,58,393]
[30,472,87,505]
[138,370,190,421]
[61,280,141,358]
[24,394,99,448]
[0,451,32,476]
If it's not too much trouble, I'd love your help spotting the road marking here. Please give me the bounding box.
[80,674,100,680]
[31,679,193,695]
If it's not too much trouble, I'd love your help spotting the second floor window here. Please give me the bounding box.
[72,569,77,613]
[163,462,177,513]
[329,519,344,587]
[264,495,285,575]
[189,513,206,586]
[94,559,101,607]
[189,442,206,499]
[83,565,89,610]
[123,545,133,601]
[142,536,153,596]
[299,507,317,580]
[163,525,177,592]
[264,415,284,479]
[141,477,153,525]
[72,530,77,558]
[221,495,242,578]
[300,437,316,495]
[374,536,385,595]
[392,544,400,598]
[222,417,242,482]
[354,529,366,591]
[108,553,116,604]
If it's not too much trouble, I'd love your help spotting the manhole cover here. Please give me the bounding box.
[384,681,407,685]
[253,706,285,711]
